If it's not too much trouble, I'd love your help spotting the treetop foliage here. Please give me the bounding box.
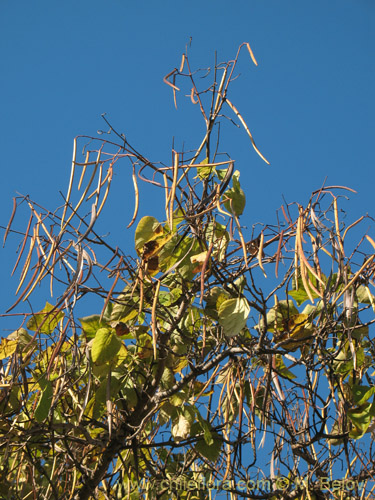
[1,43,375,499]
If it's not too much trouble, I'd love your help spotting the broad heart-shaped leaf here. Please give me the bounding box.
[261,299,299,333]
[92,327,122,364]
[172,414,191,442]
[0,328,35,360]
[27,302,64,334]
[351,384,375,406]
[356,285,375,305]
[159,234,200,280]
[223,171,246,216]
[79,315,109,339]
[196,157,215,180]
[348,402,375,439]
[134,216,163,252]
[218,297,250,337]
[0,337,18,360]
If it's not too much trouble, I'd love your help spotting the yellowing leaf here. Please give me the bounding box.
[27,302,64,334]
[172,414,191,441]
[222,171,246,216]
[92,328,122,364]
[274,313,313,351]
[0,337,18,360]
[218,297,250,337]
[135,216,162,252]
[79,315,108,338]
[196,158,215,179]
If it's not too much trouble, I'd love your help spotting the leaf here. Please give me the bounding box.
[204,287,230,320]
[135,216,162,252]
[0,328,35,360]
[288,270,323,305]
[27,302,64,334]
[192,422,222,461]
[0,337,18,360]
[356,285,375,305]
[348,403,375,438]
[87,376,122,420]
[206,221,229,261]
[261,300,299,333]
[223,171,246,216]
[274,354,296,380]
[34,379,53,422]
[218,297,250,337]
[196,157,214,180]
[159,234,200,279]
[172,414,191,441]
[274,313,314,351]
[351,385,375,406]
[92,328,122,364]
[79,315,109,338]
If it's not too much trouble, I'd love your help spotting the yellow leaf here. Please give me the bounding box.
[0,338,18,360]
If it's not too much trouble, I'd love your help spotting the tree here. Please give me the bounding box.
[1,43,375,500]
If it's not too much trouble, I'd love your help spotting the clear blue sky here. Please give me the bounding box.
[1,1,374,323]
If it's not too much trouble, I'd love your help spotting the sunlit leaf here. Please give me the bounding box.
[0,337,18,360]
[274,313,314,351]
[223,171,246,216]
[261,300,299,333]
[274,354,296,380]
[218,297,250,337]
[196,157,214,179]
[27,302,64,334]
[356,285,375,305]
[172,414,191,441]
[135,216,162,252]
[79,315,109,338]
[348,403,375,439]
[92,327,122,364]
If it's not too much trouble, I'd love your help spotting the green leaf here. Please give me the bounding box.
[79,315,108,338]
[196,157,214,180]
[356,285,375,305]
[261,299,299,333]
[348,403,375,438]
[34,379,53,422]
[204,287,230,320]
[159,288,182,307]
[0,337,18,360]
[27,302,64,334]
[274,354,296,380]
[206,221,229,261]
[223,171,246,216]
[351,385,375,406]
[159,235,200,279]
[92,327,122,364]
[134,216,162,252]
[288,270,323,305]
[218,297,250,337]
[192,423,222,461]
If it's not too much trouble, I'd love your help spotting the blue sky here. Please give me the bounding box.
[0,2,374,495]
[1,1,374,320]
